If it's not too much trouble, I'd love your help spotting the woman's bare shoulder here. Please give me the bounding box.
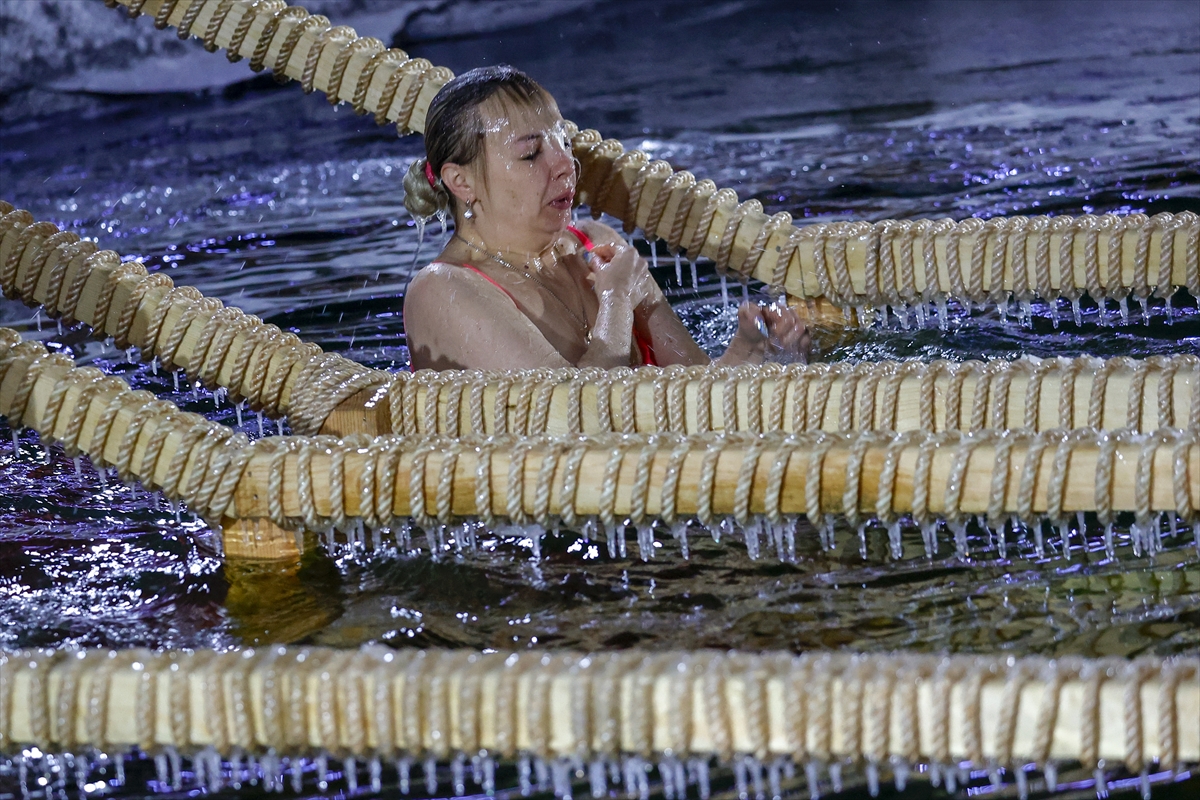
[407,260,497,302]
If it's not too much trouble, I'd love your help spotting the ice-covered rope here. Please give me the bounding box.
[359,355,1200,438]
[0,201,389,433]
[0,645,1195,794]
[107,1,1200,313]
[0,328,252,521]
[5,328,1197,560]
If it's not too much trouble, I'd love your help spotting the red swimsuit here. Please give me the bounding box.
[411,225,657,369]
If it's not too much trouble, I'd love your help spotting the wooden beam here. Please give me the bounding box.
[2,646,1196,767]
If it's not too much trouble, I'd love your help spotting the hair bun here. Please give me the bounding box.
[403,157,446,220]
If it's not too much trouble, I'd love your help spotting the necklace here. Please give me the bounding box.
[454,234,592,341]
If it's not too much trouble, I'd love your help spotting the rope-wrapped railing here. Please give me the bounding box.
[105,0,1200,314]
[1,646,1196,798]
[0,200,389,432]
[320,356,1200,438]
[5,329,1197,562]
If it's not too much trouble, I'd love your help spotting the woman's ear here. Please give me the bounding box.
[440,162,476,207]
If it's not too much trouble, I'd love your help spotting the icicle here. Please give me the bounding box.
[11,427,20,455]
[1044,761,1058,792]
[744,518,762,560]
[605,521,622,559]
[534,758,550,791]
[57,318,63,336]
[1093,767,1109,798]
[651,240,659,270]
[1016,765,1030,799]
[1138,767,1151,800]
[398,758,411,794]
[1137,296,1150,323]
[191,748,206,789]
[914,302,928,328]
[888,521,903,559]
[828,762,841,794]
[784,517,796,562]
[672,520,691,560]
[97,464,108,486]
[519,757,533,796]
[114,753,125,786]
[277,419,284,436]
[151,357,158,375]
[750,758,765,800]
[996,519,1008,559]
[997,297,1009,320]
[452,755,466,796]
[424,756,438,795]
[529,524,543,561]
[636,523,655,561]
[720,275,730,309]
[235,401,244,428]
[858,522,869,559]
[552,759,573,799]
[257,411,265,437]
[952,520,969,558]
[674,251,683,285]
[741,279,750,304]
[1033,520,1045,558]
[1050,299,1061,329]
[344,757,358,794]
[691,758,711,800]
[1020,299,1033,325]
[482,756,495,795]
[936,298,949,329]
[1165,295,1173,324]
[804,760,821,800]
[34,310,41,331]
[1118,296,1129,324]
[921,521,937,557]
[590,760,608,799]
[1072,297,1083,326]
[1169,513,1179,541]
[944,763,957,793]
[155,752,169,786]
[73,456,82,478]
[768,759,783,800]
[866,761,880,797]
[690,258,699,289]
[892,758,909,792]
[167,747,182,791]
[317,752,329,791]
[735,758,749,800]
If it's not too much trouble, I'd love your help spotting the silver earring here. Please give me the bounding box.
[463,202,475,220]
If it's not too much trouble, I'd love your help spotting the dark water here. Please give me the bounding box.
[1,0,1199,794]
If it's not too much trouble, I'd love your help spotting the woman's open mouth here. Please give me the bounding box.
[549,190,574,210]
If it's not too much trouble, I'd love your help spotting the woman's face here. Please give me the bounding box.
[472,96,576,247]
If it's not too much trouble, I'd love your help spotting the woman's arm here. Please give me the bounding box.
[574,220,811,367]
[574,220,709,366]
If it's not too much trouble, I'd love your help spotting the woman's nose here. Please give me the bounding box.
[546,135,573,179]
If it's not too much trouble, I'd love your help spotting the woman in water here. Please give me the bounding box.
[402,65,809,371]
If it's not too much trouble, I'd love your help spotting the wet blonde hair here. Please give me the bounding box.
[403,65,555,220]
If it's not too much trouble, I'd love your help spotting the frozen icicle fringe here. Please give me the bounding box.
[452,755,465,796]
[921,521,938,557]
[688,758,711,800]
[675,251,683,285]
[551,759,573,799]
[866,761,880,797]
[397,758,411,794]
[858,522,869,559]
[805,760,822,800]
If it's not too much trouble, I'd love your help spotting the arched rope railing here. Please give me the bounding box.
[4,201,1198,441]
[106,0,1200,316]
[1,646,1197,798]
[0,199,388,433]
[4,331,1197,562]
